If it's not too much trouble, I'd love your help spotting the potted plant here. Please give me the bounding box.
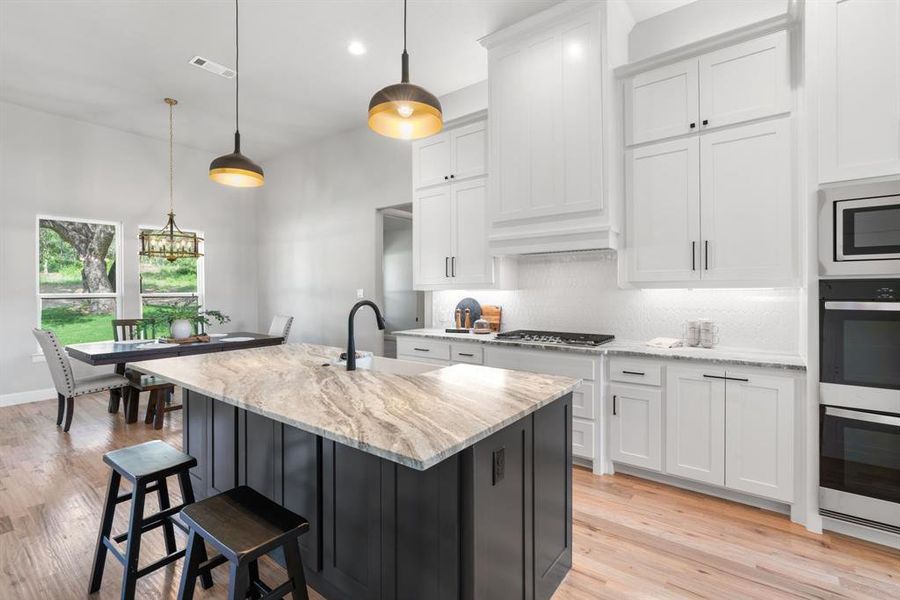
[144,300,231,339]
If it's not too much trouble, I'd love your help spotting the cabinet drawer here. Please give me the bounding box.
[572,418,595,460]
[484,346,596,380]
[451,343,483,364]
[609,358,662,386]
[397,337,451,361]
[571,382,595,420]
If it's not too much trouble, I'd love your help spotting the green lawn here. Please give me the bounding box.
[41,306,116,346]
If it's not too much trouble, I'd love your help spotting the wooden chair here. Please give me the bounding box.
[123,371,180,429]
[32,328,130,432]
[268,315,294,342]
[89,440,213,600]
[177,486,310,600]
[112,318,147,342]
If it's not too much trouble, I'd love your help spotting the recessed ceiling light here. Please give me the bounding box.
[347,41,367,56]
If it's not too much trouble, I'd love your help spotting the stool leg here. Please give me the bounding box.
[248,560,259,597]
[178,470,213,589]
[144,390,155,424]
[120,479,147,600]
[56,393,65,426]
[89,469,122,593]
[125,388,139,424]
[176,529,203,600]
[156,477,177,555]
[154,390,166,430]
[227,562,251,600]
[283,539,309,600]
[63,396,74,432]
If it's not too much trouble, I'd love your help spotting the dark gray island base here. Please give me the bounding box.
[183,389,573,600]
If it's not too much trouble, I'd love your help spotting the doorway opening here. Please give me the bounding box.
[377,205,425,358]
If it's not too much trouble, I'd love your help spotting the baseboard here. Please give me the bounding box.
[613,463,791,516]
[0,388,55,407]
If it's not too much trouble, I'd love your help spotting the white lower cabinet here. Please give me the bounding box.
[724,372,794,502]
[665,366,726,486]
[609,383,662,471]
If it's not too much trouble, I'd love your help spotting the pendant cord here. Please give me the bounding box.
[169,99,174,215]
[235,0,240,133]
[403,0,407,52]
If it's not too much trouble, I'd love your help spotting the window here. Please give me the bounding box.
[139,227,204,337]
[37,216,122,346]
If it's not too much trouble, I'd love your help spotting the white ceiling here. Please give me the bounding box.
[0,0,562,160]
[626,0,695,23]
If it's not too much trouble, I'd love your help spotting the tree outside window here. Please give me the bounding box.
[38,217,120,346]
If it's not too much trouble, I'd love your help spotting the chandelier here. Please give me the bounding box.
[140,98,203,262]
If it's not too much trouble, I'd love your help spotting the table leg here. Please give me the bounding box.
[108,363,126,413]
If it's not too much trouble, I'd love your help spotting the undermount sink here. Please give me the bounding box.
[332,354,438,376]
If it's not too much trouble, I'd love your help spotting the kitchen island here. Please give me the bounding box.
[131,343,578,600]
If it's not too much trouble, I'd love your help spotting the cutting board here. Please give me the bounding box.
[481,305,502,332]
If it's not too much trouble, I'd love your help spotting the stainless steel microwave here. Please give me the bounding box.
[835,195,900,261]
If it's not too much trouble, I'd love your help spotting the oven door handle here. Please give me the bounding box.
[824,301,900,311]
[825,407,900,427]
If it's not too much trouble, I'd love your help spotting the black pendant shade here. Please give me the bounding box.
[368,1,442,140]
[210,0,264,188]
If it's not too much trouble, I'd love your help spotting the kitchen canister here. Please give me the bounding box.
[698,319,720,348]
[681,320,700,347]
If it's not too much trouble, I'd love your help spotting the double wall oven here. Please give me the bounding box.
[819,279,900,533]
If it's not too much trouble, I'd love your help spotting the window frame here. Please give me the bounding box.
[35,214,124,349]
[137,224,205,323]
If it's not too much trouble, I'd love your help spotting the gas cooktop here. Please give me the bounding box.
[494,330,615,347]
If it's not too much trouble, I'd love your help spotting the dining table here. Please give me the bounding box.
[65,331,284,416]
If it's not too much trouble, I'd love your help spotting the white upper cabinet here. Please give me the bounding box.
[451,178,493,285]
[818,0,900,182]
[627,137,701,282]
[412,122,486,190]
[699,30,791,130]
[625,31,791,146]
[483,4,610,254]
[700,118,794,282]
[626,59,699,146]
[413,186,453,286]
[724,372,795,503]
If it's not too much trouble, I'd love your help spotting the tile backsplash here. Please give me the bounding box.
[432,251,802,354]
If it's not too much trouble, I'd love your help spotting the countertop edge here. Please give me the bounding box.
[393,330,807,371]
[131,360,580,471]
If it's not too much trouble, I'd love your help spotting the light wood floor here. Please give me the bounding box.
[1,392,898,599]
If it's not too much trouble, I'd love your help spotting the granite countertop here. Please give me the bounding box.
[393,329,806,371]
[130,343,579,471]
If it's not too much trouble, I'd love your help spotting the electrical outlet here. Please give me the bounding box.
[356,288,364,299]
[492,447,505,485]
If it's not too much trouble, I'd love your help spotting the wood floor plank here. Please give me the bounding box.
[0,393,897,599]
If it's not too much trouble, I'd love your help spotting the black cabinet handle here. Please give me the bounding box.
[692,241,696,271]
[703,373,749,383]
[704,240,709,270]
[612,395,617,416]
[445,257,450,277]
[457,352,474,357]
[451,256,456,277]
[450,174,455,179]
[690,122,696,129]
[702,119,709,126]
[413,347,430,352]
[622,370,645,376]
[444,175,449,180]
[703,374,726,380]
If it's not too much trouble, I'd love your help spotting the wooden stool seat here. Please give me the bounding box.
[90,441,212,599]
[178,486,310,600]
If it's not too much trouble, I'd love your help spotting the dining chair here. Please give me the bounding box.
[268,315,294,342]
[112,318,146,341]
[32,328,131,432]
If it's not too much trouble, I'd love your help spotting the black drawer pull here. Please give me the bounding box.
[622,370,645,376]
[457,352,475,357]
[703,374,748,382]
[726,376,749,382]
[703,374,726,380]
[612,395,617,416]
[413,348,430,352]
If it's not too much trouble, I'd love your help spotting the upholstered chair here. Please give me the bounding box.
[32,328,131,432]
[268,315,294,342]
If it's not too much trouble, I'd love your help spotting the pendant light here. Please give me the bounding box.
[368,0,442,140]
[209,0,264,187]
[140,98,204,262]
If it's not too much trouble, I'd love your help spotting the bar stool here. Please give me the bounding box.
[89,440,213,599]
[177,486,310,600]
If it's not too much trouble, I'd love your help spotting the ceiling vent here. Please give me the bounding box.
[189,56,236,79]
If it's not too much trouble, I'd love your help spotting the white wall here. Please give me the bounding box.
[629,0,789,62]
[255,126,410,355]
[432,251,802,354]
[0,101,260,399]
